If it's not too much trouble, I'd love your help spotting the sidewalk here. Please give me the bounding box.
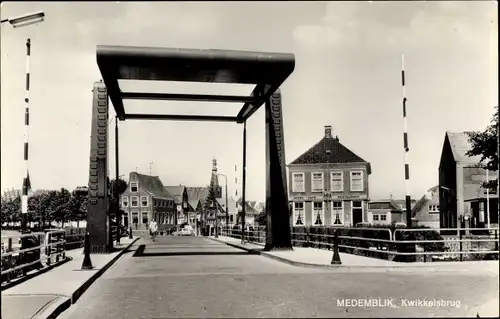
[211,236,500,273]
[1,236,139,319]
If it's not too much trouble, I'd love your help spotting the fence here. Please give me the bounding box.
[1,230,67,284]
[220,225,499,263]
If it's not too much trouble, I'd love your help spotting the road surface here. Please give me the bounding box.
[58,236,498,318]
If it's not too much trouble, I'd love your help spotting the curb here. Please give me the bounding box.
[209,237,499,271]
[32,296,71,319]
[1,256,73,291]
[70,237,140,303]
[38,237,140,319]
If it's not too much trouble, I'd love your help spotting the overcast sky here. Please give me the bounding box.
[1,1,497,201]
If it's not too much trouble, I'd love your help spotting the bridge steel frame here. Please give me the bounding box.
[87,45,295,253]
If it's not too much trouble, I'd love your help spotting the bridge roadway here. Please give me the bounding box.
[58,236,498,318]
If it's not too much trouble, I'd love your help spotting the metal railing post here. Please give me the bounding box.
[459,230,463,262]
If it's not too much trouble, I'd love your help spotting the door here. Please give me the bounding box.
[352,201,363,226]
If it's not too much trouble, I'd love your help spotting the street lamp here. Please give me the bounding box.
[2,10,46,234]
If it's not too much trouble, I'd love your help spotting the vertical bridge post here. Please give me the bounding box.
[264,89,292,251]
[87,81,111,253]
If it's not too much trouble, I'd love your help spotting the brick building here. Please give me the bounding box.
[121,172,175,231]
[287,125,372,227]
[163,185,189,226]
[439,132,498,231]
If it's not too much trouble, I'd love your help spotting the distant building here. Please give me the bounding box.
[234,199,260,226]
[368,199,405,225]
[438,132,498,231]
[186,186,209,227]
[215,197,238,225]
[411,186,441,229]
[390,198,418,225]
[121,172,175,231]
[164,185,189,225]
[287,125,372,227]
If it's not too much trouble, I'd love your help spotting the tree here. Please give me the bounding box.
[70,188,88,227]
[108,177,128,220]
[1,189,21,227]
[52,188,72,227]
[256,204,267,226]
[202,186,217,235]
[466,106,499,191]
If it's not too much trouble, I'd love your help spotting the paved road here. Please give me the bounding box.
[58,236,498,318]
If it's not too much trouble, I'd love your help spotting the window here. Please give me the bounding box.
[331,172,343,192]
[142,212,149,224]
[132,211,139,224]
[130,182,138,192]
[312,202,324,226]
[293,202,305,226]
[373,214,379,221]
[350,171,363,191]
[311,172,324,193]
[122,196,129,207]
[380,214,387,221]
[332,201,344,225]
[229,215,234,223]
[141,196,149,207]
[130,196,139,207]
[292,173,305,192]
[429,205,440,213]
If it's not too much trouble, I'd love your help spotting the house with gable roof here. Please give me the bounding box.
[186,186,209,230]
[287,125,372,227]
[121,172,175,231]
[439,132,498,231]
[164,185,189,226]
[411,186,440,229]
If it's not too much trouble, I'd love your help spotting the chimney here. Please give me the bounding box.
[324,125,332,139]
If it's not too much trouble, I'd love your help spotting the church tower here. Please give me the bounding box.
[210,159,222,198]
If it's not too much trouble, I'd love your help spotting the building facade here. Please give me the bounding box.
[439,132,498,230]
[367,200,405,225]
[411,186,441,229]
[287,125,372,227]
[164,186,189,226]
[121,172,175,231]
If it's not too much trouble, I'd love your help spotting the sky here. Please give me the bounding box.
[1,1,497,202]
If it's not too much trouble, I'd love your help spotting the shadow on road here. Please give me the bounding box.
[132,245,259,257]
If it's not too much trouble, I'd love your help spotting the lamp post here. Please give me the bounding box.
[212,199,218,238]
[2,10,45,235]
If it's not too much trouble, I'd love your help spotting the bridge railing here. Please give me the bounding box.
[218,225,499,263]
[1,230,68,284]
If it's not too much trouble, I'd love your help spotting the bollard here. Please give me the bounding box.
[331,229,342,265]
[129,226,133,239]
[81,232,94,270]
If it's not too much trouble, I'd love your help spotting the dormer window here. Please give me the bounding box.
[130,182,138,192]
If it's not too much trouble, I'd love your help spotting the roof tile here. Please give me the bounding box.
[133,173,173,199]
[290,136,368,165]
